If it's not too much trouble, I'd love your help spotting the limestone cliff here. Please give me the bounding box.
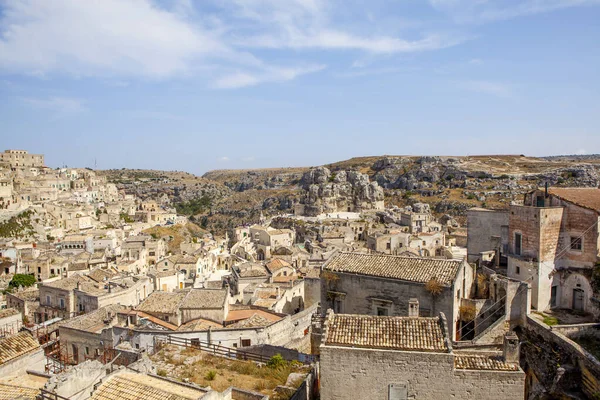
[299,167,384,216]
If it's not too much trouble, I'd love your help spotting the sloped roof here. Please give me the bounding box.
[0,331,41,365]
[61,304,124,333]
[266,258,292,273]
[136,291,187,315]
[454,355,520,371]
[324,313,448,353]
[547,187,600,212]
[90,373,206,400]
[0,308,20,319]
[43,275,90,290]
[0,383,39,400]
[324,252,462,286]
[180,289,227,309]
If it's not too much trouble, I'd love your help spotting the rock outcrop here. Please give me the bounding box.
[299,167,384,216]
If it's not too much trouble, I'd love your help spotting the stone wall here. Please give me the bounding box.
[467,208,508,263]
[522,316,600,398]
[303,277,320,308]
[320,345,524,400]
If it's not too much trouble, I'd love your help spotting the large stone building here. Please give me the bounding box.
[0,149,44,170]
[321,252,474,340]
[319,312,525,400]
[506,188,600,312]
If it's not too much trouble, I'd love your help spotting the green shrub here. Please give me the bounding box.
[205,370,217,381]
[267,354,287,369]
[9,274,36,289]
[157,369,167,377]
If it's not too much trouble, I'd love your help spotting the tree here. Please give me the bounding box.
[9,274,36,289]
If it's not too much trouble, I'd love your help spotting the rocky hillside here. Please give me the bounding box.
[103,155,600,235]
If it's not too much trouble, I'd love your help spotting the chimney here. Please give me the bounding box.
[503,332,520,364]
[408,298,419,317]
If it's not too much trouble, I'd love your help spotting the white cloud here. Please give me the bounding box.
[213,64,325,89]
[218,156,230,162]
[0,0,467,87]
[456,80,513,97]
[241,156,256,162]
[429,0,600,23]
[22,96,86,114]
[0,0,225,78]
[225,0,464,53]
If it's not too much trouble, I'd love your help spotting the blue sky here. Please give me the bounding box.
[0,0,599,174]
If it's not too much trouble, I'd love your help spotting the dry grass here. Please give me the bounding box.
[151,346,309,398]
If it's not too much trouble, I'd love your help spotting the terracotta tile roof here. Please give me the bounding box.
[324,252,462,286]
[0,331,41,365]
[547,188,600,212]
[91,373,206,400]
[177,318,222,332]
[225,309,281,323]
[136,291,187,315]
[130,311,178,331]
[227,313,273,328]
[454,355,520,371]
[324,314,448,353]
[180,289,227,309]
[266,258,292,273]
[0,383,39,400]
[61,304,124,333]
[0,308,20,319]
[253,298,278,309]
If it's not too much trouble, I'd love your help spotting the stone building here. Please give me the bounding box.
[0,150,44,170]
[466,207,509,264]
[58,303,125,364]
[319,312,525,400]
[135,288,229,327]
[74,275,154,314]
[506,187,600,312]
[5,288,39,323]
[38,275,92,321]
[321,252,474,340]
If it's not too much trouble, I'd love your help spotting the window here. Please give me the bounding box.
[570,237,582,251]
[516,266,520,275]
[241,339,251,347]
[60,298,65,309]
[85,347,90,355]
[386,242,391,250]
[422,241,426,246]
[164,316,169,322]
[551,286,557,307]
[377,307,389,316]
[514,233,522,256]
[46,295,51,306]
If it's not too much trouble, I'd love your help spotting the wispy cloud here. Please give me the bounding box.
[0,0,466,88]
[429,0,600,23]
[213,64,325,89]
[456,80,514,97]
[22,96,87,115]
[218,156,230,162]
[241,156,255,162]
